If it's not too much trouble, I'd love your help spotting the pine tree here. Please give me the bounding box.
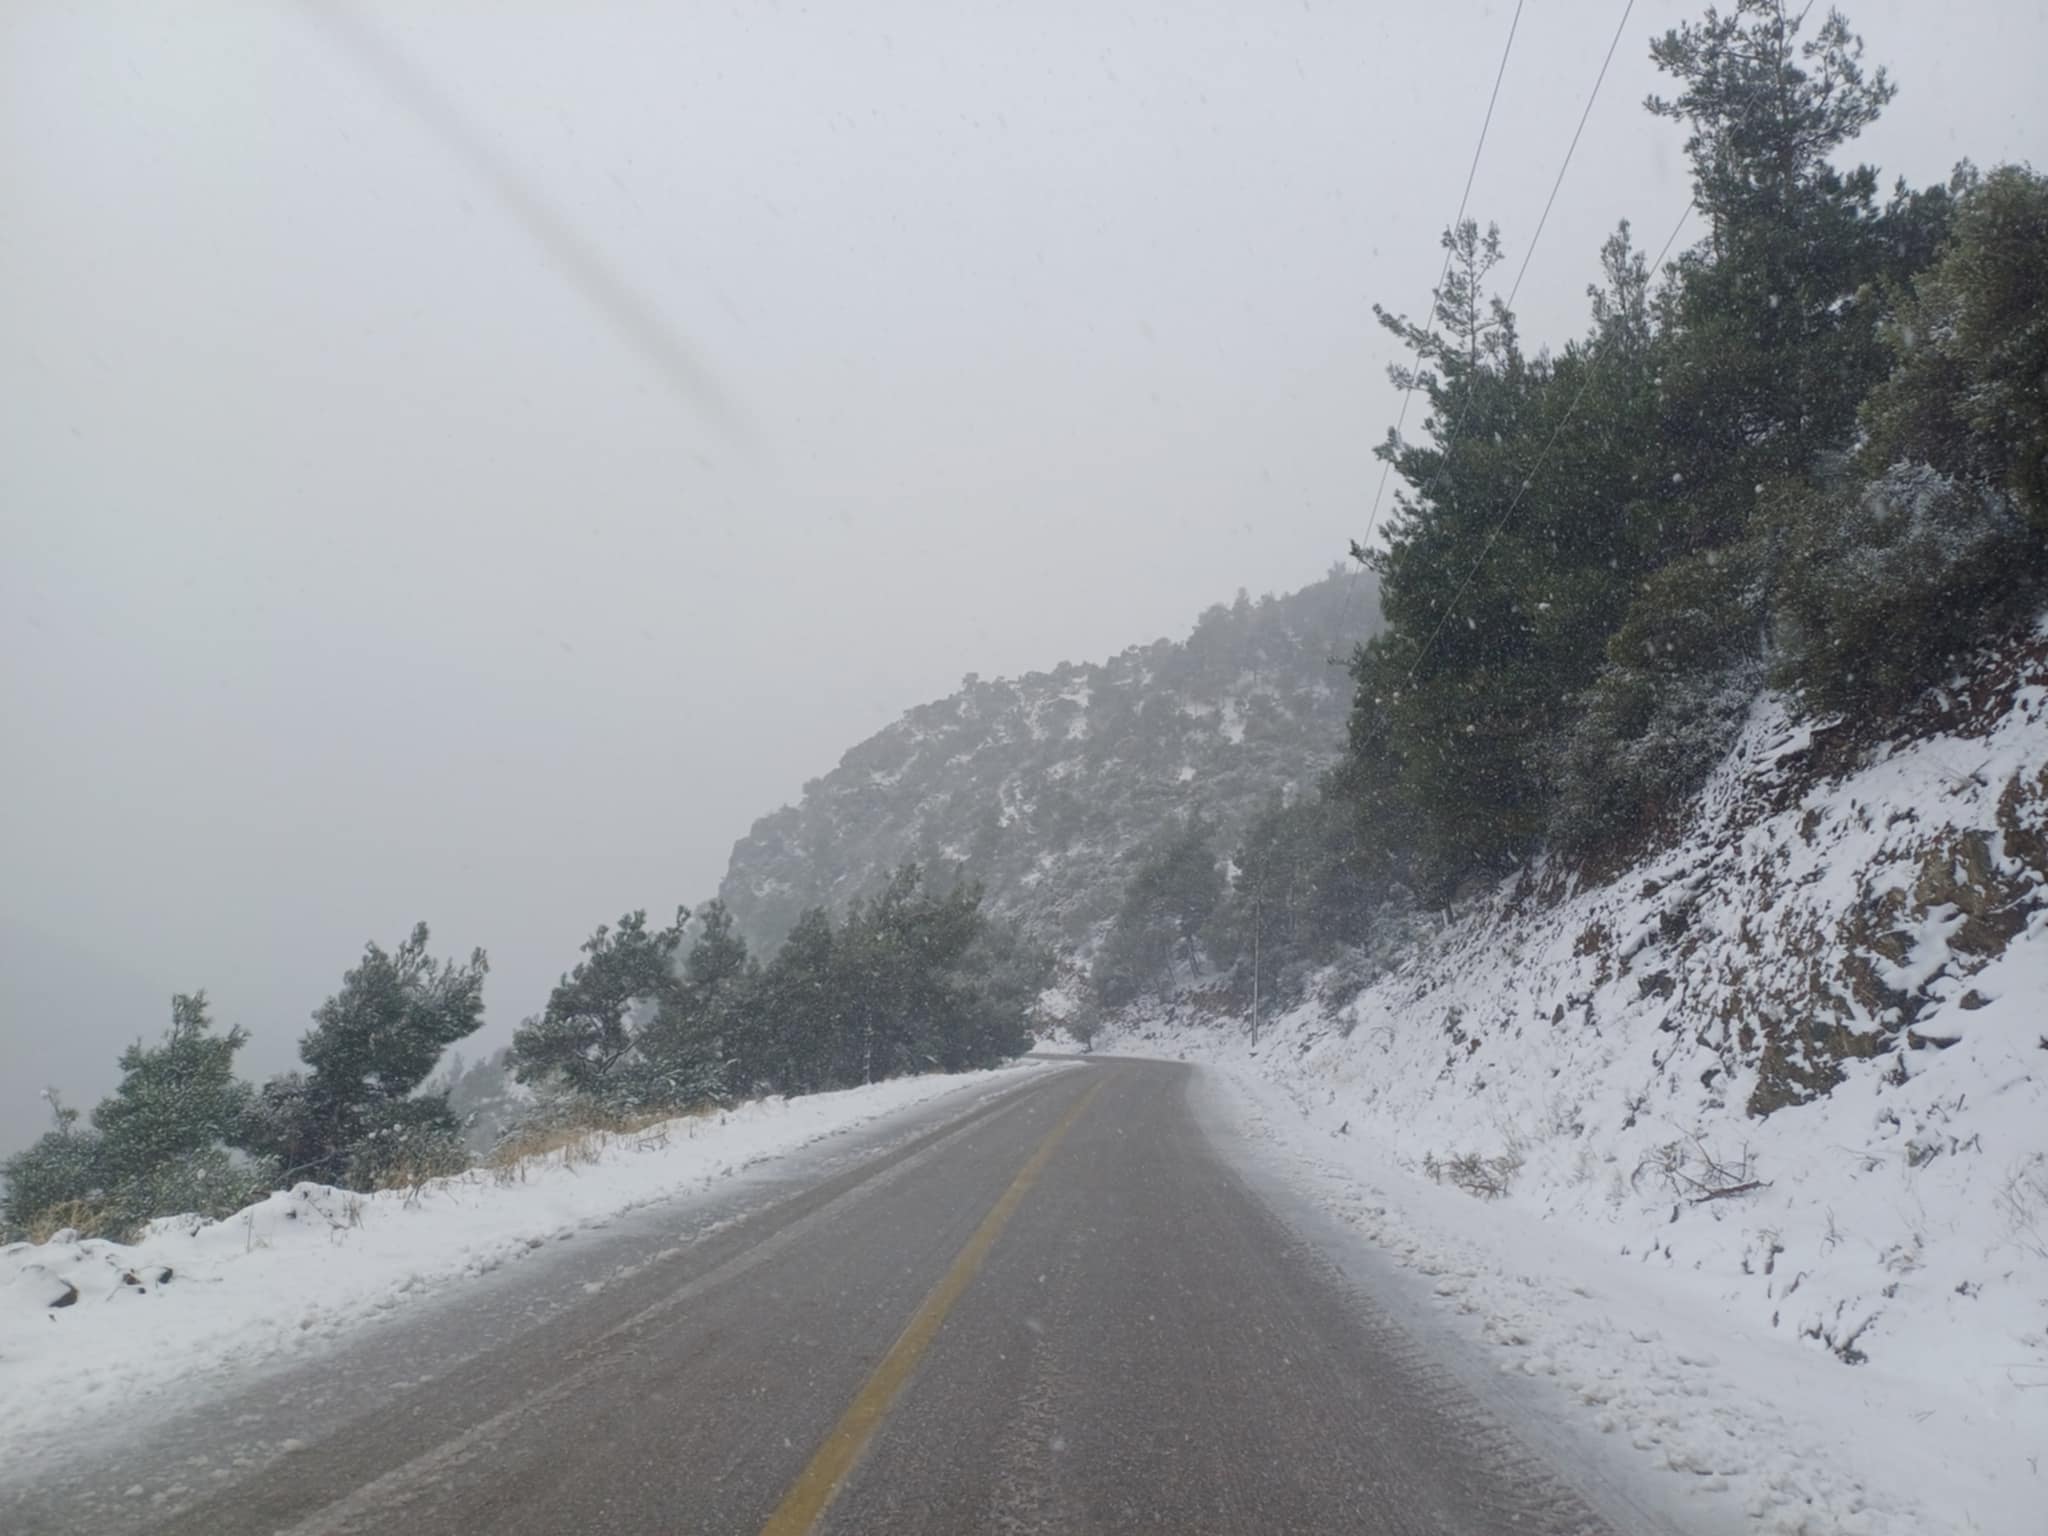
[1338,1,1980,874]
[1644,0,1901,546]
[1093,819,1222,1004]
[243,924,488,1188]
[443,1047,524,1152]
[642,900,756,1100]
[511,908,687,1105]
[1355,216,1644,878]
[752,907,840,1094]
[943,918,1049,1072]
[1214,784,1386,995]
[93,992,271,1230]
[3,996,271,1239]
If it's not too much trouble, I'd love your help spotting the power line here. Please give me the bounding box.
[1334,0,1526,647]
[1405,198,1695,681]
[1380,0,1646,601]
[1502,0,1638,316]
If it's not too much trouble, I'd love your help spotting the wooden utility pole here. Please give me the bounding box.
[1250,890,1262,1046]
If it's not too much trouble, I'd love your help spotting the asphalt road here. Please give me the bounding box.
[9,1060,1627,1534]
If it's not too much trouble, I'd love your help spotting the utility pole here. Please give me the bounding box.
[1250,890,1262,1047]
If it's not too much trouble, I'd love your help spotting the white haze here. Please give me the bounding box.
[3,0,2043,1149]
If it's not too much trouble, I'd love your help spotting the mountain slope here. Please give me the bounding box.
[719,568,1377,953]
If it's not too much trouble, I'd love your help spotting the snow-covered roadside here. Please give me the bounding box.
[0,1059,1068,1460]
[1101,647,2048,1535]
[1167,1040,2041,1536]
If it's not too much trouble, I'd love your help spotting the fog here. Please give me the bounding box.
[4,0,2042,1150]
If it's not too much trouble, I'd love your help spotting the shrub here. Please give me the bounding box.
[1768,464,2031,710]
[1862,165,2048,529]
[342,1100,471,1193]
[1,1101,102,1240]
[1550,654,1765,855]
[1424,1147,1524,1199]
[1547,539,1767,855]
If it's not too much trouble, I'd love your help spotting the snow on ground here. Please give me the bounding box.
[1107,659,2048,1535]
[0,1060,1067,1460]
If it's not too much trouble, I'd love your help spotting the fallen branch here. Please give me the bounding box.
[1690,1179,1769,1204]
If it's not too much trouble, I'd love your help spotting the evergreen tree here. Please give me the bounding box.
[93,994,251,1173]
[834,865,987,1081]
[751,907,840,1094]
[1861,165,2048,526]
[0,1092,103,1239]
[642,900,756,1100]
[930,913,1048,1073]
[1755,168,2047,711]
[1213,784,1385,995]
[3,996,270,1238]
[1769,465,2029,711]
[511,908,687,1105]
[1645,0,1902,545]
[93,992,272,1230]
[242,924,487,1188]
[1093,818,1223,1004]
[441,1047,525,1152]
[1340,0,1982,876]
[1355,219,1656,878]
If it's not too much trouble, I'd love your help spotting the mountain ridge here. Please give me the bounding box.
[718,566,1379,956]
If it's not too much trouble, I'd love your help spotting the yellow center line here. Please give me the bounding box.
[758,1074,1104,1536]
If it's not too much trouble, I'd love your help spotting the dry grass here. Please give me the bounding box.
[483,1105,711,1186]
[1997,1153,2048,1261]
[368,1147,471,1205]
[25,1197,130,1245]
[1423,1148,1524,1199]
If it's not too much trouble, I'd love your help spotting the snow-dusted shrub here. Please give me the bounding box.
[1545,538,1769,858]
[1769,464,2031,710]
[0,1118,104,1241]
[1317,946,1382,1013]
[1861,165,2048,529]
[1549,652,1765,856]
[342,1101,472,1194]
[1423,1147,1523,1199]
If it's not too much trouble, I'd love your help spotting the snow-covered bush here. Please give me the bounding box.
[1861,165,2048,529]
[1769,463,2031,710]
[1423,1147,1523,1199]
[0,1103,105,1241]
[3,998,276,1243]
[1549,653,1764,857]
[1544,538,1769,858]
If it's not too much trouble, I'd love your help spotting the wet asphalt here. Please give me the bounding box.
[5,1059,1622,1535]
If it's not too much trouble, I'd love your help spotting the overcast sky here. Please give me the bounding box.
[4,0,2042,1149]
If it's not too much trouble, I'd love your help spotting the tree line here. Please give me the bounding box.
[4,867,1043,1242]
[1090,0,2047,1011]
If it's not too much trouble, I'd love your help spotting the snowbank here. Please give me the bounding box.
[1109,644,2048,1535]
[0,1061,1064,1460]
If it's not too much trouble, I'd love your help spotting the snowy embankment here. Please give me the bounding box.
[0,1060,1063,1461]
[1111,636,2048,1536]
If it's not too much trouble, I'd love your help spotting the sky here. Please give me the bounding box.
[4,0,2043,1150]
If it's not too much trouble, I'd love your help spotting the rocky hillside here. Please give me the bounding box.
[719,567,1377,953]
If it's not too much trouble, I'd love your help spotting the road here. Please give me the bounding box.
[10,1059,1630,1534]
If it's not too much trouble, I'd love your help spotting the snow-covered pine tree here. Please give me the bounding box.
[242,924,487,1189]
